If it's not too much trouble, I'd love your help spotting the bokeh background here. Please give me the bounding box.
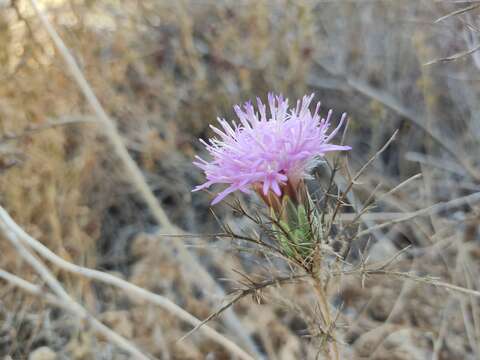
[1,1,480,359]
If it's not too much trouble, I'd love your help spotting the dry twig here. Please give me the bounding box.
[0,213,152,360]
[357,191,480,237]
[0,205,255,360]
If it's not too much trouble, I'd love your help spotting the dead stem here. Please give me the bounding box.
[311,275,339,360]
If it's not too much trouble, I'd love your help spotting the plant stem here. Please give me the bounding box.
[311,275,339,360]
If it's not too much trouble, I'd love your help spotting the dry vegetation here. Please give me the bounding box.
[1,0,480,359]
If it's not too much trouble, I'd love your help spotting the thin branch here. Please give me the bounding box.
[434,4,480,23]
[335,255,480,299]
[342,174,422,231]
[0,206,255,360]
[0,215,152,359]
[178,274,305,343]
[363,270,480,298]
[379,173,422,199]
[424,43,480,65]
[356,191,480,237]
[327,130,398,233]
[343,182,382,229]
[0,268,66,309]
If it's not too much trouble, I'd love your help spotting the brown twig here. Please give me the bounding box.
[0,206,255,360]
[356,191,480,237]
[327,130,398,236]
[424,43,480,65]
[0,211,152,359]
[434,4,480,23]
[310,275,339,360]
[177,274,305,343]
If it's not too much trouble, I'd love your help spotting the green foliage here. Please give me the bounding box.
[272,196,319,260]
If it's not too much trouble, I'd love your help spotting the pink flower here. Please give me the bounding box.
[193,93,351,205]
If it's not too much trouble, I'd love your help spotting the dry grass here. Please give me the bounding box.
[1,0,480,359]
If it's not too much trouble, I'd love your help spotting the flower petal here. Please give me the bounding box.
[193,93,351,205]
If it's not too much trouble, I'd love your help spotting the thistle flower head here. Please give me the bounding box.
[193,93,351,205]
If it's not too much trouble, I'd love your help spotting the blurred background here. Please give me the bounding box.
[1,0,480,359]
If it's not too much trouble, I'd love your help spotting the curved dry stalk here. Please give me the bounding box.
[0,268,66,309]
[26,1,261,357]
[0,217,152,360]
[0,206,255,360]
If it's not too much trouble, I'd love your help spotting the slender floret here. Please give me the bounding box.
[193,93,351,205]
